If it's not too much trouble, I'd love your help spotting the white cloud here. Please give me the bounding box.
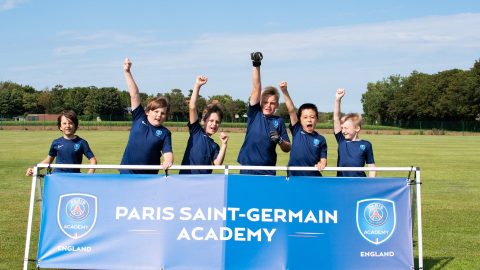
[8,13,480,112]
[51,13,480,66]
[0,0,27,10]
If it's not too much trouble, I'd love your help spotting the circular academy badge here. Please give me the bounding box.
[66,197,90,221]
[363,202,388,226]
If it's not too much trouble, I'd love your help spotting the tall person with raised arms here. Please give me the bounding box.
[237,52,291,175]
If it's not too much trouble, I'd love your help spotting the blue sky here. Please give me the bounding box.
[1,0,480,113]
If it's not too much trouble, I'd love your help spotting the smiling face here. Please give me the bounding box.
[146,107,168,127]
[204,112,221,136]
[59,115,76,138]
[341,119,360,141]
[299,109,318,133]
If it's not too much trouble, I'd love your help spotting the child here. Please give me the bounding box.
[279,82,327,176]
[120,58,173,174]
[180,75,228,174]
[26,110,97,175]
[237,52,291,175]
[333,88,376,177]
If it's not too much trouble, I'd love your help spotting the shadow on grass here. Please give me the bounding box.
[416,256,454,270]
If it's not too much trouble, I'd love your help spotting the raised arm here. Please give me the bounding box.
[213,132,229,165]
[189,76,208,124]
[279,81,298,126]
[249,52,263,106]
[123,58,141,110]
[333,88,345,134]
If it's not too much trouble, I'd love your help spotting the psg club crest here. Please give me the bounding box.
[356,199,396,245]
[57,193,98,239]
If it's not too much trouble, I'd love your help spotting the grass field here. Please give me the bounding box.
[1,130,479,269]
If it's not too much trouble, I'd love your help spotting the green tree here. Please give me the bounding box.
[83,87,125,119]
[361,75,403,123]
[22,92,40,114]
[63,87,91,115]
[207,94,247,122]
[163,89,187,121]
[0,82,27,116]
[275,103,290,121]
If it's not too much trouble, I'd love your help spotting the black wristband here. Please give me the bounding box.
[252,61,261,67]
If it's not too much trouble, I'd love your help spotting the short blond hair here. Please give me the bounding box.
[341,113,362,128]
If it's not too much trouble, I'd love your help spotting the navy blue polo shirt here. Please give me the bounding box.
[288,123,327,176]
[120,106,172,174]
[180,120,220,174]
[237,103,290,175]
[48,136,95,173]
[335,132,375,177]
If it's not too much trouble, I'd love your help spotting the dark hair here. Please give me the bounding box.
[146,96,170,115]
[202,103,224,123]
[57,110,79,131]
[297,103,318,119]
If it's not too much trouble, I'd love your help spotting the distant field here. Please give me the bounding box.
[0,130,479,269]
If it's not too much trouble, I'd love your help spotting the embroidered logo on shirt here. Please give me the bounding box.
[313,138,320,146]
[74,144,80,152]
[273,119,279,129]
[360,144,366,151]
[155,130,163,137]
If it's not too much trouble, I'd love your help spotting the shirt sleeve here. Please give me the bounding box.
[320,137,328,159]
[212,142,220,161]
[289,122,300,137]
[48,140,57,157]
[82,140,95,160]
[162,129,173,154]
[366,142,375,164]
[334,131,345,143]
[247,103,261,120]
[188,120,203,135]
[131,106,145,121]
[279,118,290,143]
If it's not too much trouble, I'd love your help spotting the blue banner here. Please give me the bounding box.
[37,174,413,269]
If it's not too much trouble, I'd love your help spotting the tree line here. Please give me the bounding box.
[3,58,478,124]
[0,83,250,122]
[362,59,480,124]
[0,82,336,123]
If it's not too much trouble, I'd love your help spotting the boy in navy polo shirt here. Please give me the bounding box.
[237,52,291,175]
[120,58,173,174]
[180,75,228,174]
[279,82,327,176]
[333,88,375,177]
[26,110,97,175]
